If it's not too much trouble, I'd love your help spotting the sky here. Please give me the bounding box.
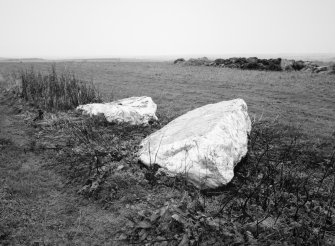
[0,0,335,59]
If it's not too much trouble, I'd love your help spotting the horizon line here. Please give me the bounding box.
[1,52,335,61]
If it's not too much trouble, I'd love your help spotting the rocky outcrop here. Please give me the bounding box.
[180,57,283,71]
[184,57,212,66]
[300,62,332,73]
[216,57,282,71]
[173,58,185,64]
[315,66,328,73]
[292,60,305,71]
[280,59,308,71]
[76,96,158,125]
[281,59,295,71]
[328,65,335,74]
[138,99,251,189]
[174,56,334,74]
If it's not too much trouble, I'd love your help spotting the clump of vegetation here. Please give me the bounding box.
[214,121,335,245]
[18,64,101,110]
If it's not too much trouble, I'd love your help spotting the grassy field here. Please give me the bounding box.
[0,61,334,140]
[0,61,335,245]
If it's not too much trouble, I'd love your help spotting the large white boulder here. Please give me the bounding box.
[138,99,251,189]
[76,96,158,125]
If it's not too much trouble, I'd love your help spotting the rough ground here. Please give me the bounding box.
[0,91,123,245]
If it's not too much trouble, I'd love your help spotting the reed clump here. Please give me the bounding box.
[18,64,101,110]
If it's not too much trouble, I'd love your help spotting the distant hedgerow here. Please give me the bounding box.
[18,64,102,110]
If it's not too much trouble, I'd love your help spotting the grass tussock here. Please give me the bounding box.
[18,64,101,110]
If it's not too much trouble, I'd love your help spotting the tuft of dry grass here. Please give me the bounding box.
[18,64,101,110]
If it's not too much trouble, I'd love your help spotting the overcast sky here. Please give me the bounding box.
[0,0,334,59]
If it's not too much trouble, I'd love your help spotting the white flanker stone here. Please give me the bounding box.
[76,96,158,125]
[139,99,251,189]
